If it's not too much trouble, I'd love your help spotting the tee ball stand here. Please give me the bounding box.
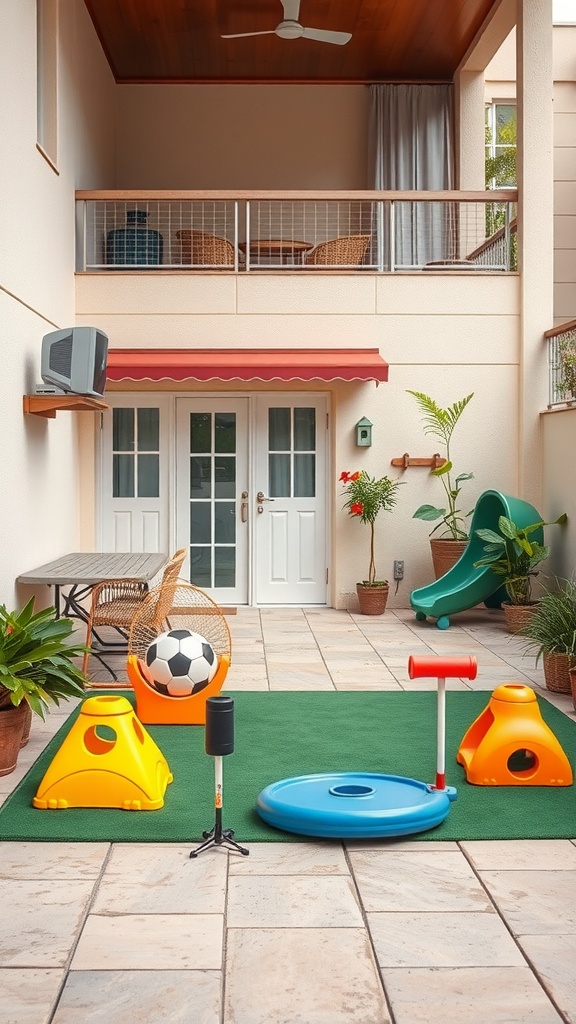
[190,696,249,858]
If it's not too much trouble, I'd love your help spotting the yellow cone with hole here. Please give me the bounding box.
[457,684,573,786]
[33,695,173,810]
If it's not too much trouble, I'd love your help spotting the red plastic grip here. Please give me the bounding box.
[408,655,478,680]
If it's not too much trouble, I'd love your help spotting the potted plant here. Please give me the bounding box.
[407,390,475,578]
[340,470,403,615]
[0,598,87,775]
[520,577,576,695]
[473,513,567,634]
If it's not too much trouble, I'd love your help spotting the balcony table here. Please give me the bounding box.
[238,239,313,266]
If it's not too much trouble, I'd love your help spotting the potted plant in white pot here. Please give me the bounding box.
[473,512,567,634]
[407,390,475,578]
[0,598,87,776]
[520,577,576,695]
[340,470,403,615]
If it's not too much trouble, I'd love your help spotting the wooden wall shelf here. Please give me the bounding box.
[391,453,447,470]
[23,395,109,418]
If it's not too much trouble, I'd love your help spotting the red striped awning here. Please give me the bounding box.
[106,348,388,384]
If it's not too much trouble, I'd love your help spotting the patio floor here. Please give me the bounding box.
[1,606,575,1023]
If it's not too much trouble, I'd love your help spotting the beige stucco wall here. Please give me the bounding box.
[75,270,519,606]
[0,0,115,607]
[542,408,576,579]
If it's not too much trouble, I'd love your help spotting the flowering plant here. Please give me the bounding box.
[340,470,403,586]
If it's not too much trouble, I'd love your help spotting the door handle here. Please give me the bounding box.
[240,490,248,523]
[256,491,275,503]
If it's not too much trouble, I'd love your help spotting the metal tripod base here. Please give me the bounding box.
[190,823,249,858]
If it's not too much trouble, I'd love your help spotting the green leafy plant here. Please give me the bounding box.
[0,598,87,719]
[473,513,567,605]
[520,577,576,663]
[340,470,403,586]
[407,390,475,540]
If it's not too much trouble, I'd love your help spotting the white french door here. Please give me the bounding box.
[100,392,328,606]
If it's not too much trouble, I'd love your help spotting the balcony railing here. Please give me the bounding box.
[75,190,518,273]
[545,319,576,407]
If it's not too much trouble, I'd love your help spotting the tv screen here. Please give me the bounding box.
[41,327,108,398]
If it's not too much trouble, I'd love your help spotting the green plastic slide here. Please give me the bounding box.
[410,490,544,629]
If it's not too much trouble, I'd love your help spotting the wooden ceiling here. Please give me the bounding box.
[84,0,501,84]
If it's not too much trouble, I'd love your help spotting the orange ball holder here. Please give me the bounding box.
[457,684,573,786]
[126,653,230,725]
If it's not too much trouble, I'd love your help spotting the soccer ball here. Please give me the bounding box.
[143,629,218,698]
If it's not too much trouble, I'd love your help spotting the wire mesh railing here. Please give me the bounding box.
[545,321,576,407]
[76,191,518,273]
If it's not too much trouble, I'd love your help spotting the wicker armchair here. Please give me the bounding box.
[82,548,186,677]
[176,229,236,267]
[305,234,371,267]
[129,581,232,666]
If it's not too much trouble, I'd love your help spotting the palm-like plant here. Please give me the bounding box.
[473,514,567,606]
[340,470,403,585]
[521,577,576,663]
[0,599,86,719]
[407,390,474,540]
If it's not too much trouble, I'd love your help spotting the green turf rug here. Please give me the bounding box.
[1,690,575,843]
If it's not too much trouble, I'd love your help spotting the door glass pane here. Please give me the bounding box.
[294,408,315,451]
[113,454,134,497]
[269,454,290,497]
[190,413,211,453]
[190,503,211,544]
[215,502,235,543]
[190,456,211,495]
[190,548,211,588]
[137,454,159,498]
[269,408,290,450]
[113,408,134,451]
[215,413,236,453]
[215,548,235,588]
[294,454,315,497]
[137,408,159,450]
[215,456,235,498]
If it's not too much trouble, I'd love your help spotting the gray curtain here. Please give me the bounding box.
[369,84,455,268]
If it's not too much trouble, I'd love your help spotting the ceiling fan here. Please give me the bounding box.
[221,0,352,46]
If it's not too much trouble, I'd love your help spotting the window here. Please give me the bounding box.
[37,0,58,167]
[485,102,516,189]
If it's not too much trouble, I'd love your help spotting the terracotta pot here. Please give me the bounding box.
[543,651,576,695]
[430,538,467,580]
[0,703,28,776]
[356,583,389,616]
[503,602,540,636]
[20,702,33,747]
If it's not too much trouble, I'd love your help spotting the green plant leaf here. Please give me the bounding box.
[431,462,452,478]
[413,504,445,522]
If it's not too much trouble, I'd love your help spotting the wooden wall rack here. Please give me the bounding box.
[23,395,109,418]
[391,454,447,470]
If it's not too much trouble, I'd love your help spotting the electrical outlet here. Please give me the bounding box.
[393,560,404,580]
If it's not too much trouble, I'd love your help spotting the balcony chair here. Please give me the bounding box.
[128,580,232,667]
[305,234,371,267]
[176,229,236,267]
[82,548,186,679]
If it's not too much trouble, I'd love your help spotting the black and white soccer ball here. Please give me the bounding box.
[143,629,218,698]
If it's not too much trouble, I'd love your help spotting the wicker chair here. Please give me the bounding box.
[305,234,371,267]
[176,229,236,267]
[129,581,232,666]
[82,548,186,677]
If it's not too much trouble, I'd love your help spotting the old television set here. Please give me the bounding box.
[40,327,108,398]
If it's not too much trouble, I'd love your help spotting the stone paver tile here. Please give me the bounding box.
[480,870,576,935]
[461,839,576,871]
[0,842,110,880]
[0,879,96,967]
[368,910,524,967]
[223,676,270,690]
[519,932,576,1023]
[71,914,223,970]
[381,966,563,1023]
[225,928,389,1024]
[92,844,227,913]
[228,841,348,874]
[349,850,491,912]
[226,874,363,927]
[52,970,221,1024]
[0,968,64,1024]
[346,839,460,852]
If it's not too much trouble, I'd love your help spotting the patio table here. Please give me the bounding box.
[16,551,168,623]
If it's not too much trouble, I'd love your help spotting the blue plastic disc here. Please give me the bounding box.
[256,771,457,839]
